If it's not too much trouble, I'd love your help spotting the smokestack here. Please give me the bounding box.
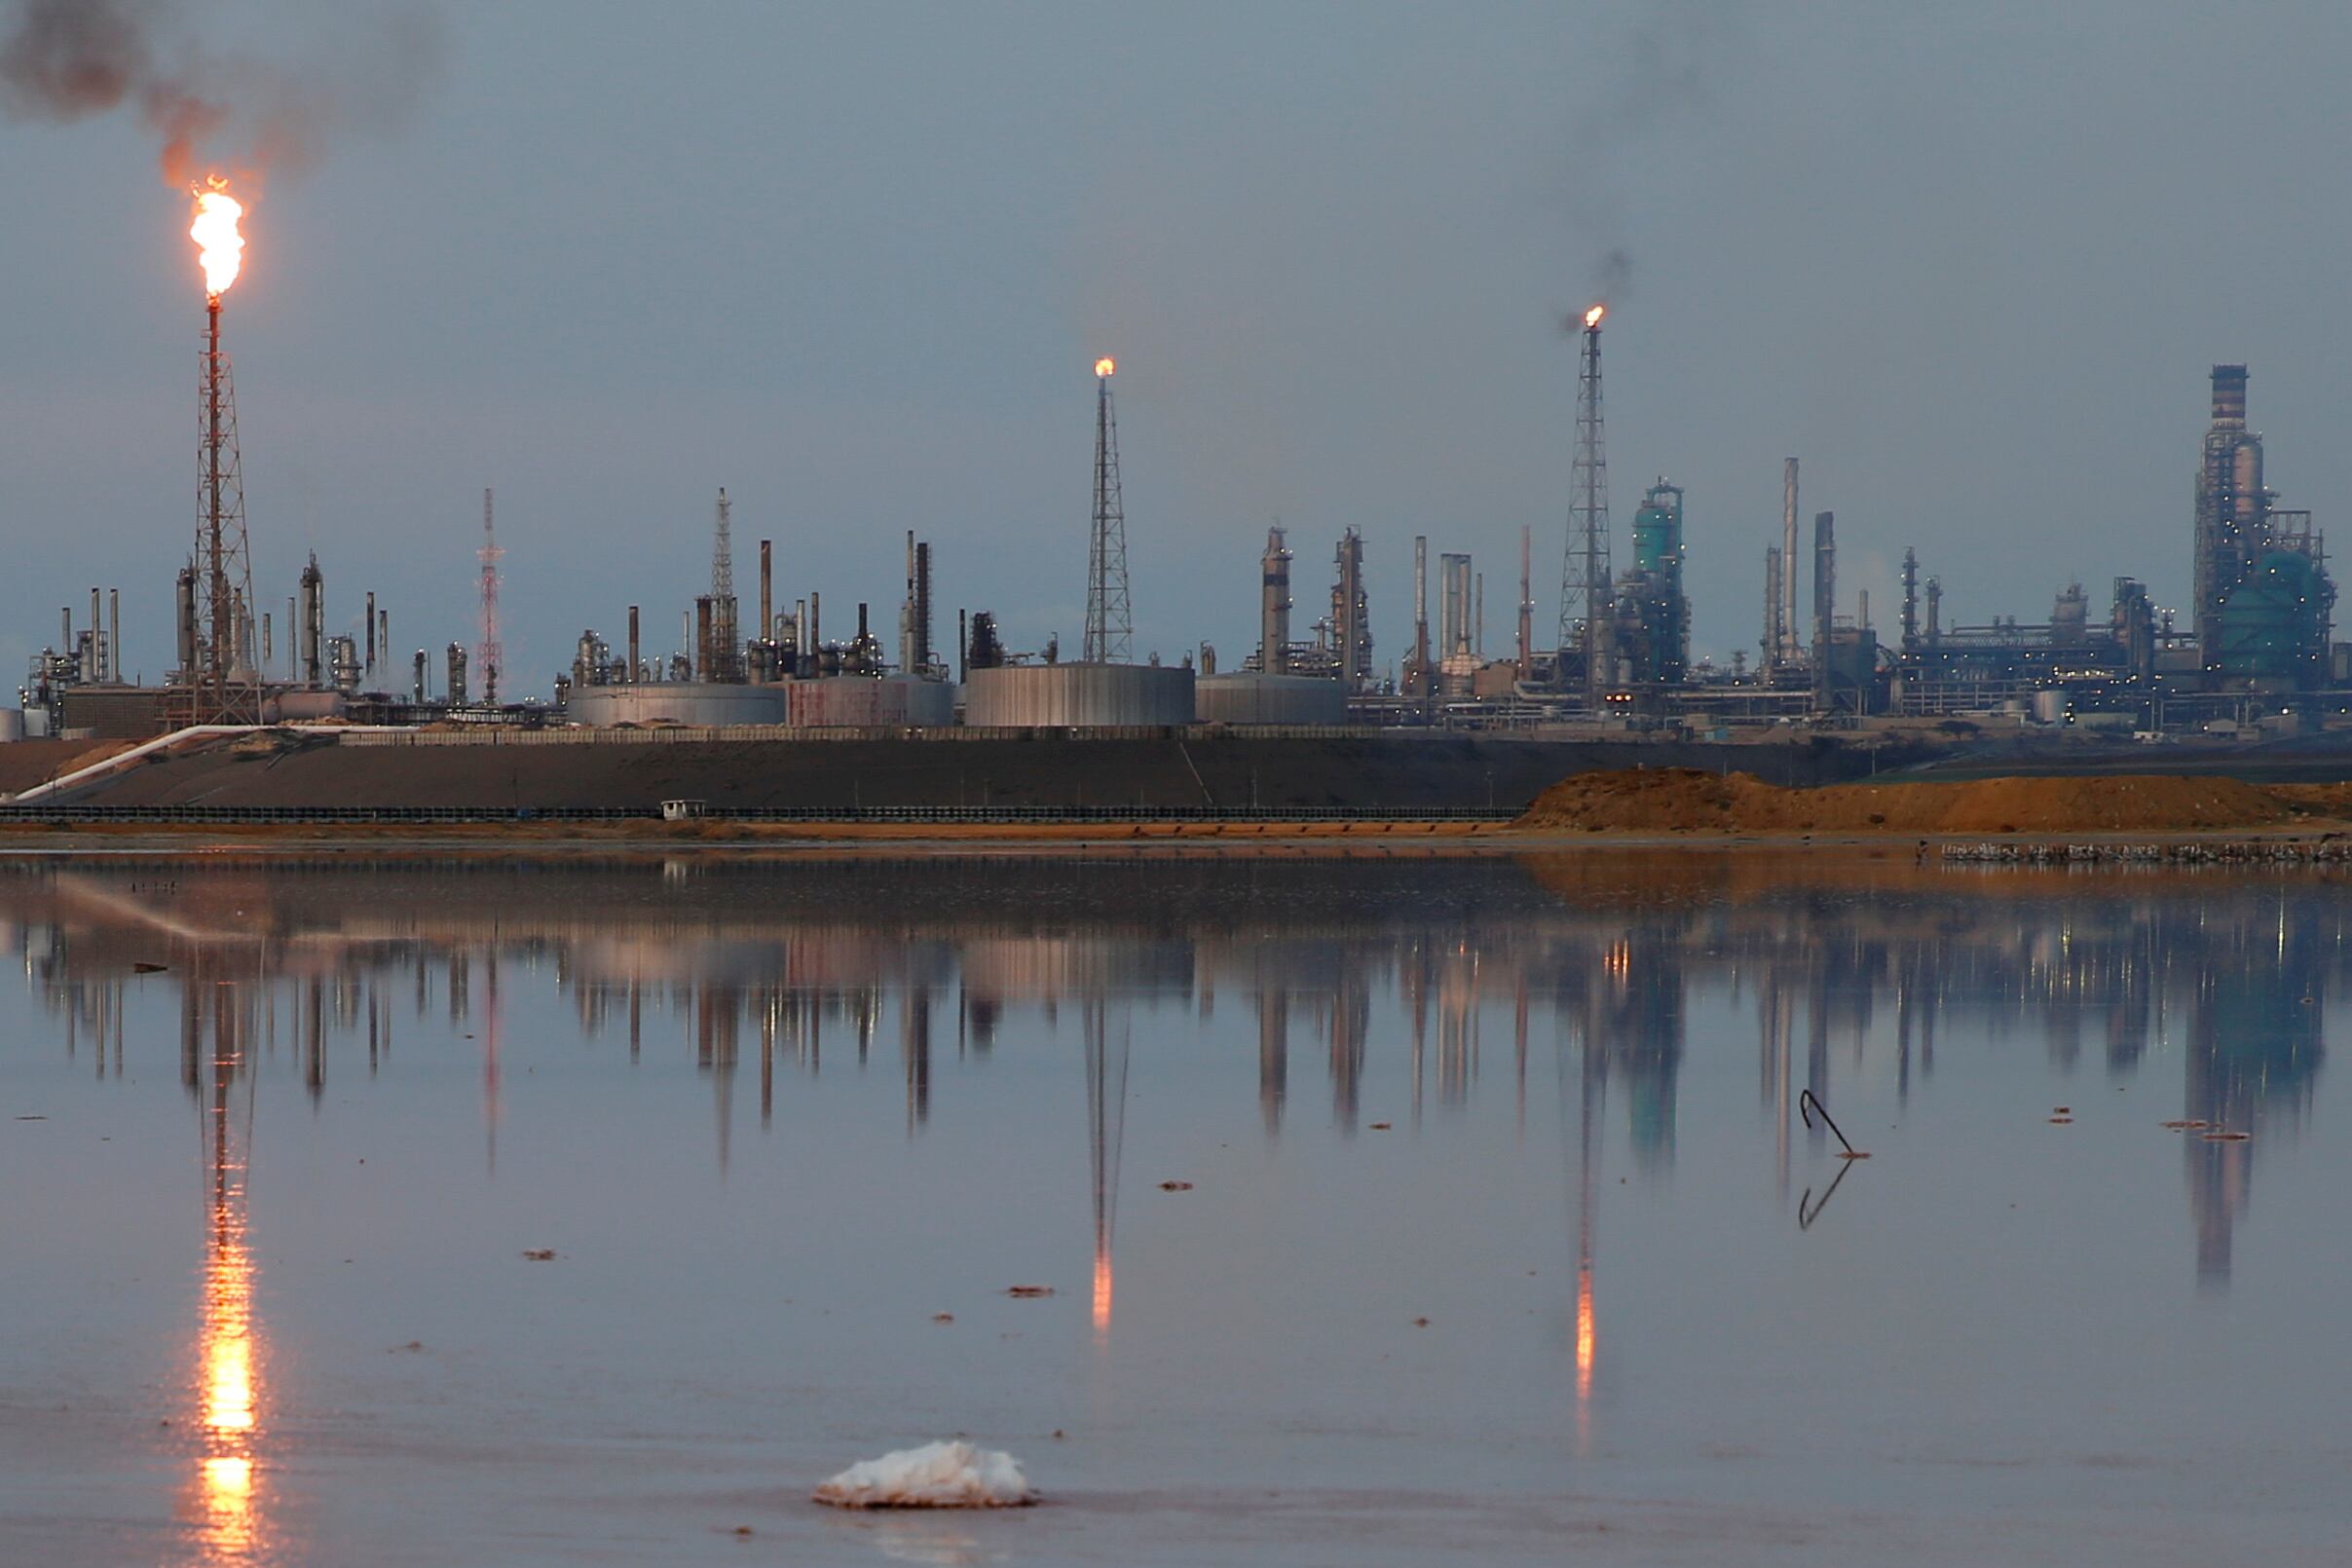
[760,540,772,646]
[1858,588,1869,631]
[627,605,640,683]
[1812,510,1835,708]
[915,541,932,674]
[1763,545,1782,670]
[1411,533,1429,691]
[299,555,323,688]
[958,608,968,684]
[1517,526,1533,679]
[379,610,389,681]
[89,587,100,682]
[1475,572,1484,658]
[809,591,821,655]
[365,590,376,677]
[413,648,427,703]
[175,567,197,679]
[695,596,714,682]
[1260,526,1291,675]
[286,595,296,680]
[2211,364,2249,429]
[261,611,271,672]
[1781,458,1799,664]
[1900,547,1920,653]
[1925,577,1942,643]
[108,586,120,682]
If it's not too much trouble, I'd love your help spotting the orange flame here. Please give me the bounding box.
[190,181,245,298]
[1584,304,1605,330]
[1574,1261,1595,1399]
[1095,356,1116,379]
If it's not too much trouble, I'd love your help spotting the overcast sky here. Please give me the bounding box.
[4,0,2350,691]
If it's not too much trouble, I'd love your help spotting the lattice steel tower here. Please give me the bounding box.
[191,292,258,722]
[709,487,742,682]
[477,489,504,706]
[1556,306,1612,705]
[1084,357,1132,664]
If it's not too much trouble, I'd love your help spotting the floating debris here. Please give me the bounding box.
[932,1313,954,1324]
[1003,1286,1054,1298]
[2202,1131,2251,1142]
[2048,1116,2074,1125]
[813,1440,1036,1510]
[2161,1120,2210,1131]
[520,1249,557,1261]
[1368,1121,1393,1131]
[1158,1180,1194,1192]
[132,961,168,974]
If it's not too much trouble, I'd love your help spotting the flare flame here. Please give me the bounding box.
[190,181,245,298]
[1095,356,1115,379]
[1584,304,1605,330]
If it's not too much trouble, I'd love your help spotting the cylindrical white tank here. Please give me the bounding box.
[1194,672,1345,726]
[0,709,24,743]
[961,664,1194,728]
[568,683,789,727]
[786,676,954,727]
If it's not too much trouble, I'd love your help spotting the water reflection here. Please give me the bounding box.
[8,855,2339,1325]
[187,944,264,1561]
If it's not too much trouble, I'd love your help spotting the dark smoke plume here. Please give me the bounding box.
[1559,0,1742,313]
[0,0,443,185]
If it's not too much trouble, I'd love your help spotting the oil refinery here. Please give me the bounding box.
[8,189,2343,771]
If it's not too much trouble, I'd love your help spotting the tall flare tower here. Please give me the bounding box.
[709,488,742,682]
[1084,357,1132,664]
[1557,306,1612,707]
[477,489,503,706]
[186,184,258,724]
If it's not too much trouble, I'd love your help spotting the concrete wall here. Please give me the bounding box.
[785,676,955,728]
[962,663,1194,728]
[567,683,789,728]
[1195,672,1347,726]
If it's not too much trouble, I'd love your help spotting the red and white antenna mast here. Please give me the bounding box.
[478,488,504,706]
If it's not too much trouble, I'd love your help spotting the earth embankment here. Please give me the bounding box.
[1515,768,2316,835]
[37,733,1883,812]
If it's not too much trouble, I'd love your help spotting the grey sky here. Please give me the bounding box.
[4,0,2350,689]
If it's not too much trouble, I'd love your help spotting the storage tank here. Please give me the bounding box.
[786,676,955,727]
[568,683,790,727]
[0,709,23,743]
[961,663,1194,728]
[1194,672,1345,726]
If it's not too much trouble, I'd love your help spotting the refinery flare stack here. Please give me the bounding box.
[5,211,2347,751]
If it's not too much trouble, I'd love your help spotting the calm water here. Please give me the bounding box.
[0,850,2345,1566]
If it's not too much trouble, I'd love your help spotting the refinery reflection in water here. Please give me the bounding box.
[189,938,264,1561]
[3,852,2345,1563]
[9,856,2330,1293]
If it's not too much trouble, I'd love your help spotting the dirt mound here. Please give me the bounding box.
[1516,768,2304,836]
